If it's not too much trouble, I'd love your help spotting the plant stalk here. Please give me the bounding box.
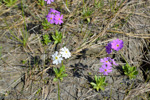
[120,51,128,64]
[57,81,60,100]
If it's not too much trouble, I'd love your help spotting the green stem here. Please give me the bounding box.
[57,81,60,100]
[61,61,63,66]
[66,0,68,7]
[119,51,128,64]
[21,0,28,47]
[83,0,84,5]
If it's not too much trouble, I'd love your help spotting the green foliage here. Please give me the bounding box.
[65,0,68,8]
[0,0,2,5]
[8,30,28,47]
[52,30,63,44]
[122,63,138,79]
[109,0,125,13]
[42,18,53,30]
[94,0,104,10]
[3,0,18,7]
[38,0,45,6]
[21,60,27,64]
[53,64,68,82]
[109,0,117,13]
[82,6,93,23]
[4,0,28,48]
[42,34,51,45]
[36,88,41,95]
[90,75,107,91]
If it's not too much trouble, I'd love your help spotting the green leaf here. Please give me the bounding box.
[102,77,105,82]
[52,30,63,44]
[122,65,125,70]
[52,35,56,40]
[103,83,107,86]
[94,75,97,82]
[100,86,105,91]
[122,63,138,79]
[59,65,65,73]
[55,30,58,35]
[87,18,90,23]
[133,71,138,75]
[90,82,96,86]
[91,75,106,91]
[129,75,135,79]
[42,34,51,45]
[3,0,18,7]
[61,74,68,77]
[54,41,58,44]
[53,68,58,74]
[96,87,100,91]
[60,77,63,81]
[53,78,58,82]
[133,67,136,71]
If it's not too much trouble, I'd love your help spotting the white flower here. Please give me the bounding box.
[52,51,63,65]
[60,47,71,59]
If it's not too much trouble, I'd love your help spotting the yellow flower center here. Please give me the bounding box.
[117,44,119,47]
[65,51,68,53]
[50,18,52,19]
[55,56,58,60]
[106,61,108,63]
[104,69,107,72]
[58,18,60,20]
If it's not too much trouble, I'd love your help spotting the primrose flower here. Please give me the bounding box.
[52,51,63,65]
[49,8,60,14]
[111,59,118,66]
[100,57,112,67]
[106,39,124,54]
[99,65,112,75]
[111,39,124,51]
[60,47,71,59]
[45,0,54,4]
[46,14,55,24]
[100,57,118,66]
[46,9,63,25]
[55,14,63,25]
[106,42,112,54]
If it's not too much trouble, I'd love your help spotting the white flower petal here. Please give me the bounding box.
[60,47,71,59]
[52,51,63,65]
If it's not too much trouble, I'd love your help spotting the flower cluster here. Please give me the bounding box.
[106,39,124,54]
[99,39,124,75]
[52,47,71,65]
[46,8,63,25]
[45,0,54,4]
[99,57,118,75]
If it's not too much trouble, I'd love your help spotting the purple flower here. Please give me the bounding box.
[106,57,118,66]
[106,39,124,54]
[106,42,112,54]
[100,57,118,66]
[54,14,63,25]
[46,9,63,25]
[111,39,124,51]
[46,8,63,25]
[49,8,60,14]
[100,57,112,67]
[99,65,112,75]
[46,14,55,24]
[111,59,118,66]
[45,0,54,4]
